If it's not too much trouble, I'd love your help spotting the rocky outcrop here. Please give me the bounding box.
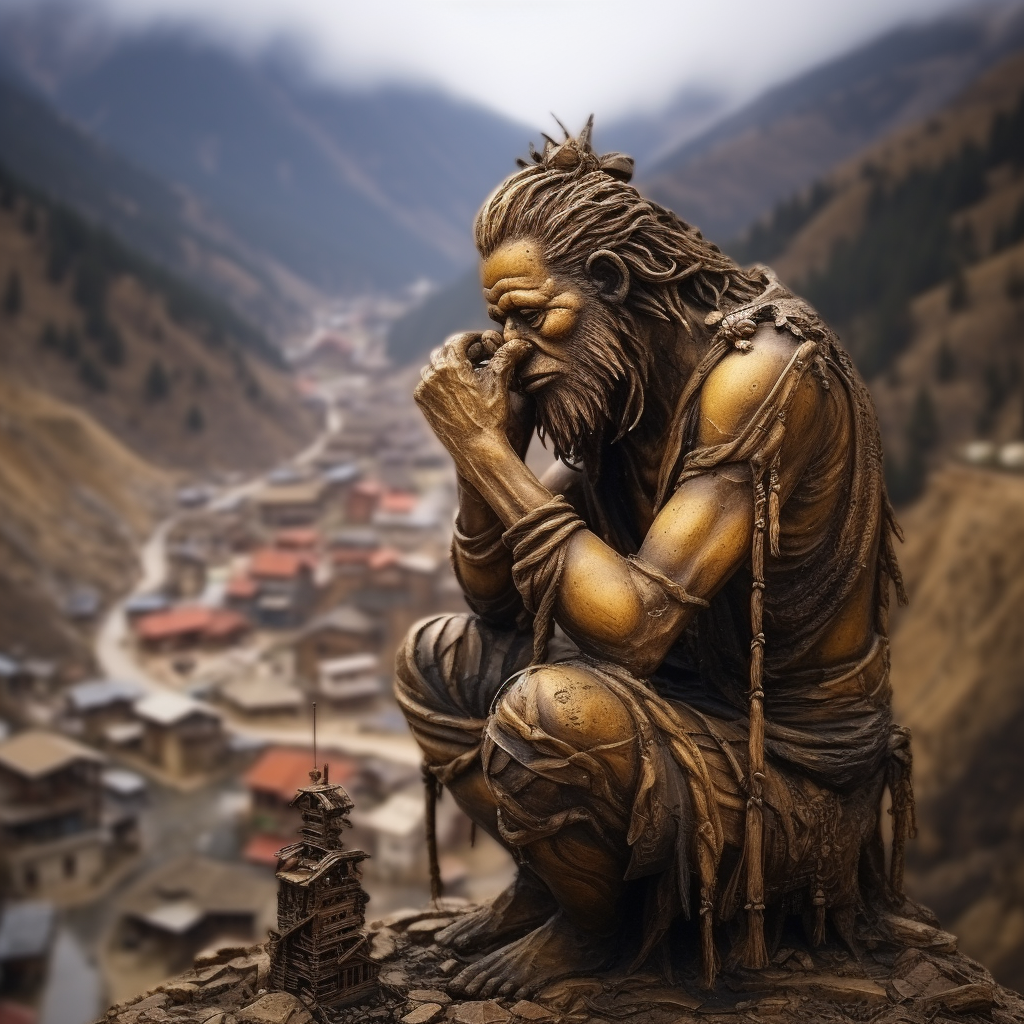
[97,900,1024,1024]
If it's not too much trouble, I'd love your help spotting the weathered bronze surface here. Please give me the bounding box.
[396,119,915,1001]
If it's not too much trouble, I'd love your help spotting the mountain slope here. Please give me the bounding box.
[0,162,317,471]
[641,5,1024,242]
[0,14,531,293]
[0,69,321,334]
[735,46,1024,500]
[890,465,1024,990]
[0,372,166,667]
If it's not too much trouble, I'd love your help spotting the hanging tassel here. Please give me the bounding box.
[812,888,827,947]
[699,886,718,989]
[887,726,917,900]
[423,763,443,901]
[742,465,769,970]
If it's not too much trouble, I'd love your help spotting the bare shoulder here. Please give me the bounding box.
[697,324,823,446]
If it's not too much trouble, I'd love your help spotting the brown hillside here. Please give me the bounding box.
[891,464,1024,989]
[767,49,1024,466]
[0,190,318,474]
[0,373,167,665]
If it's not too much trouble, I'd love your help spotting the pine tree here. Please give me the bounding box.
[3,270,22,316]
[948,267,970,311]
[935,338,957,382]
[144,360,170,402]
[185,404,205,432]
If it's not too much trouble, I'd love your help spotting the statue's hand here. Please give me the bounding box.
[414,332,533,460]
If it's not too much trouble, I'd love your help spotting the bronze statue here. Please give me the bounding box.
[395,118,915,1001]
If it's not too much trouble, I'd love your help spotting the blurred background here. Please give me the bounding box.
[0,0,1023,1019]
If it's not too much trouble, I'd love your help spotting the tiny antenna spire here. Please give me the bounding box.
[309,702,321,783]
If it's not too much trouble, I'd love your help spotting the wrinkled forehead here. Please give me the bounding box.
[480,239,546,298]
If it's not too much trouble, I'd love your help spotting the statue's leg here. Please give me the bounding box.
[453,661,641,999]
[394,612,556,947]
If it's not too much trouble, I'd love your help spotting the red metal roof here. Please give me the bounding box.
[135,606,212,641]
[243,833,289,868]
[249,548,312,579]
[0,1003,36,1024]
[378,491,418,514]
[274,528,319,550]
[226,575,258,599]
[135,606,248,641]
[367,547,401,571]
[243,747,357,804]
[203,609,249,639]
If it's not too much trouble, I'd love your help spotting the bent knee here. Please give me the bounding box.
[500,663,634,751]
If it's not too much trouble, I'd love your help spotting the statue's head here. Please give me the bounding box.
[475,117,759,464]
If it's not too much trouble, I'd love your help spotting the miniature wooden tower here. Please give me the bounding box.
[268,705,378,1008]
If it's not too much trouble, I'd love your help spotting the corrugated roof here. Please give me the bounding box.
[0,730,104,778]
[67,679,144,712]
[244,747,356,802]
[249,549,313,579]
[134,692,217,727]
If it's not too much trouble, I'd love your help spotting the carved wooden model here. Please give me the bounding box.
[268,763,378,1007]
[396,118,915,1000]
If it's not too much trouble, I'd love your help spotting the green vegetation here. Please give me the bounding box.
[728,182,834,266]
[185,404,205,432]
[726,88,1024,383]
[3,269,22,316]
[144,359,171,402]
[936,337,957,382]
[0,160,281,369]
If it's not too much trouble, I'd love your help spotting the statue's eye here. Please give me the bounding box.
[519,308,545,329]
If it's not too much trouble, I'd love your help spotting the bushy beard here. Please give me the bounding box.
[533,303,649,470]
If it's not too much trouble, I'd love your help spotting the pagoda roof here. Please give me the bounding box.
[274,846,367,886]
[289,781,353,813]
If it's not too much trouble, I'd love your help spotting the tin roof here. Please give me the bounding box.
[0,730,103,779]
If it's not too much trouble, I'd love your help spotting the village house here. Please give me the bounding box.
[248,548,316,629]
[273,527,320,554]
[291,606,381,686]
[101,768,147,854]
[165,541,209,600]
[115,855,276,975]
[65,679,146,743]
[123,593,170,621]
[132,693,226,778]
[219,677,303,718]
[255,480,327,528]
[241,747,360,867]
[0,730,112,899]
[316,653,381,705]
[345,481,385,524]
[134,606,250,653]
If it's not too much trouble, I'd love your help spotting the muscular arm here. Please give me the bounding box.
[425,327,823,674]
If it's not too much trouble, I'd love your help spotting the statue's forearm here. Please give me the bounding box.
[456,436,684,666]
[451,471,520,616]
[457,436,752,673]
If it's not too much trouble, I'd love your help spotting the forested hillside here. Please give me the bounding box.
[734,49,1024,501]
[0,162,317,471]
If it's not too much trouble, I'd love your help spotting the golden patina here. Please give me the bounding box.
[398,118,913,1000]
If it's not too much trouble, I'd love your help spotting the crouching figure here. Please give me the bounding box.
[395,121,915,1000]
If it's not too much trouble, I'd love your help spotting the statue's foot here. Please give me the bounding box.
[449,911,616,1001]
[436,870,556,952]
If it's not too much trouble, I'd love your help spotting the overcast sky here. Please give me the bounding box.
[17,0,986,125]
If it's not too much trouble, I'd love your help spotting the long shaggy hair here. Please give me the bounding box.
[474,119,763,463]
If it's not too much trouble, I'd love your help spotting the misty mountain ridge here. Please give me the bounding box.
[641,2,1024,242]
[0,10,533,298]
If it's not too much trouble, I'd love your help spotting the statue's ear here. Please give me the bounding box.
[585,250,630,304]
